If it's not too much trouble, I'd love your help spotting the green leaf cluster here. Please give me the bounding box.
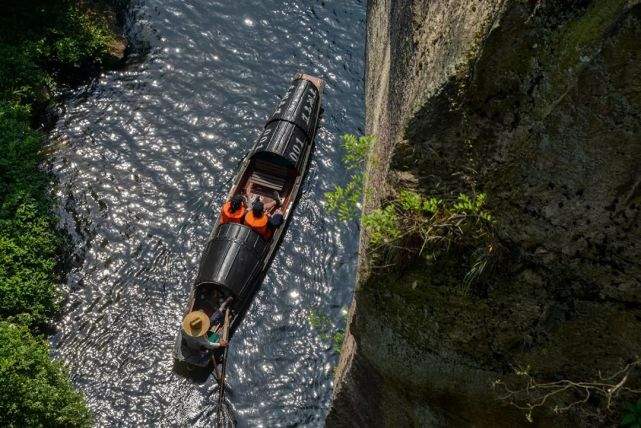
[324,133,497,292]
[363,190,497,292]
[0,322,92,427]
[362,205,401,247]
[341,133,374,170]
[326,176,363,222]
[0,103,62,328]
[0,90,89,428]
[308,310,346,353]
[397,189,423,213]
[324,133,374,221]
[452,193,493,222]
[422,196,443,214]
[0,0,114,105]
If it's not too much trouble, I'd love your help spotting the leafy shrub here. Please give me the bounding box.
[51,8,112,67]
[362,205,400,246]
[0,199,61,326]
[325,178,363,222]
[0,1,114,105]
[324,132,498,290]
[363,190,497,292]
[0,1,118,423]
[452,193,493,222]
[0,322,91,427]
[397,189,423,213]
[309,310,346,353]
[422,196,442,214]
[0,102,61,328]
[0,44,51,104]
[325,133,374,221]
[341,133,372,170]
[0,102,47,204]
[332,329,345,353]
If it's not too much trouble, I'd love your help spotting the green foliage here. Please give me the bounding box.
[0,0,114,105]
[0,199,62,326]
[452,193,493,222]
[0,102,61,327]
[51,9,112,67]
[0,44,51,104]
[332,329,345,353]
[363,190,497,292]
[362,205,401,247]
[422,196,442,214]
[341,133,374,171]
[308,309,346,353]
[0,103,47,205]
[0,322,91,427]
[0,1,116,422]
[325,177,363,222]
[622,399,641,428]
[325,137,496,290]
[325,133,374,221]
[397,190,423,213]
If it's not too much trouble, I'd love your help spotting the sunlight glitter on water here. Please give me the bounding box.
[49,0,365,426]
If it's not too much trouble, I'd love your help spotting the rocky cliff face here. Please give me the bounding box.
[328,0,641,426]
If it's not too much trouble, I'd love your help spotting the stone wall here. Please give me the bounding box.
[328,1,641,426]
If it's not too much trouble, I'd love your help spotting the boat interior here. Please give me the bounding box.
[191,283,233,321]
[237,155,298,217]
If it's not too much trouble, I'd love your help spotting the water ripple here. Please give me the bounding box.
[49,0,365,426]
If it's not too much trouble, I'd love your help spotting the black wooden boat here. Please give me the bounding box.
[173,74,324,380]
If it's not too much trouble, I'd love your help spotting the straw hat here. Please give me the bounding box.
[182,311,210,337]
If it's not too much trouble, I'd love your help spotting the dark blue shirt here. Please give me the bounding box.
[268,213,284,231]
[211,310,224,326]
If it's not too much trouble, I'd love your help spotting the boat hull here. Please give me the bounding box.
[173,74,324,376]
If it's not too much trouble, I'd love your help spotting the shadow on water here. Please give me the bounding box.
[172,358,213,385]
[212,396,236,428]
[48,0,365,426]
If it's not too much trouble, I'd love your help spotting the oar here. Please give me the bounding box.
[216,309,231,426]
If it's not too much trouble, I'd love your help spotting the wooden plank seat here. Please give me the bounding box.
[253,160,290,177]
[249,184,279,199]
[250,171,286,191]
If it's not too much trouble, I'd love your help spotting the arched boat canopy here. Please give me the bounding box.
[194,223,267,310]
[250,74,323,174]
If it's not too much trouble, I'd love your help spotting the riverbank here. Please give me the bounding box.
[329,0,641,426]
[0,0,127,425]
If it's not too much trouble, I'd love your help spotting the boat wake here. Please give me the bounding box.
[213,387,236,428]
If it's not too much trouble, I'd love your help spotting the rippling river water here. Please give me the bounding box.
[48,1,365,426]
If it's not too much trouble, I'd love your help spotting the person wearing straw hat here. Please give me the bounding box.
[182,310,228,351]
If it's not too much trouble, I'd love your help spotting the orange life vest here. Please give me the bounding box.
[244,211,270,238]
[221,201,245,224]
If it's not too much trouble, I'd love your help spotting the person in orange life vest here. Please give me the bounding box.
[221,194,246,224]
[245,199,272,238]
